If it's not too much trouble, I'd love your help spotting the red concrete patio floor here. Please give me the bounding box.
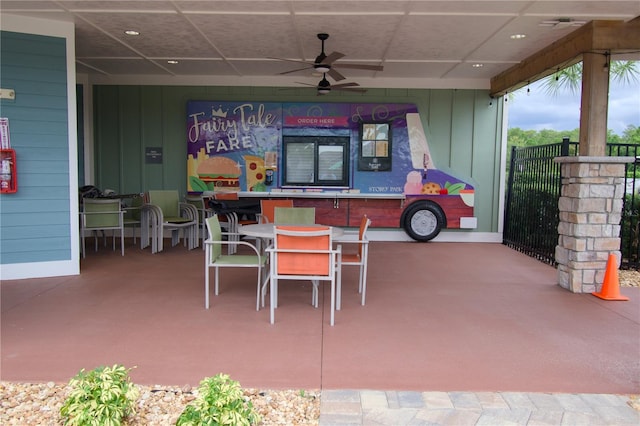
[1,241,638,395]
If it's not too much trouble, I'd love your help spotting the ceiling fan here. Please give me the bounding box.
[294,74,367,95]
[271,33,383,82]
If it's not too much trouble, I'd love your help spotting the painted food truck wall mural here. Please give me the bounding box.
[187,101,476,241]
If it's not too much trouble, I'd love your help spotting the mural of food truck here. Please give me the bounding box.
[187,101,476,241]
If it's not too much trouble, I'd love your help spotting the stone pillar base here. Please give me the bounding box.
[554,156,632,293]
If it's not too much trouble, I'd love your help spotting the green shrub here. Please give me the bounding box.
[176,374,260,426]
[60,364,139,426]
[621,193,640,264]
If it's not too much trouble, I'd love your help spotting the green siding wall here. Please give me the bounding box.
[93,86,504,233]
[0,31,70,264]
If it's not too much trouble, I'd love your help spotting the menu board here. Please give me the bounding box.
[358,122,392,171]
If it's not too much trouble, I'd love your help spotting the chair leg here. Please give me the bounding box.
[274,279,278,309]
[214,266,220,295]
[330,278,336,326]
[336,248,342,311]
[270,278,277,324]
[260,267,270,309]
[256,265,261,311]
[361,263,368,306]
[337,263,342,311]
[205,246,210,309]
[311,280,319,307]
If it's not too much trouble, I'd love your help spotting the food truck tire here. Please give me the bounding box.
[401,201,446,242]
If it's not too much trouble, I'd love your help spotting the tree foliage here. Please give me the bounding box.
[508,125,639,148]
[542,60,639,96]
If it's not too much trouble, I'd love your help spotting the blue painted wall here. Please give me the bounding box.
[0,31,71,264]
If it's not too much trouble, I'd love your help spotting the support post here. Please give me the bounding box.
[554,156,633,293]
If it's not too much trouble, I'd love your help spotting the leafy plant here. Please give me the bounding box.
[176,374,260,426]
[60,364,139,426]
[541,60,639,96]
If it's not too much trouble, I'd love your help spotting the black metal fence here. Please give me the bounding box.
[504,139,640,270]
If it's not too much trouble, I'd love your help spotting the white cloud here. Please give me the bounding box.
[508,78,639,136]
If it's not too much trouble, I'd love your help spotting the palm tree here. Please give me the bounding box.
[542,60,639,96]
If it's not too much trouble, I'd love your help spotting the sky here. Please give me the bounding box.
[507,78,640,136]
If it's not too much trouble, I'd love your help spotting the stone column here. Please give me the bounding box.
[554,156,633,293]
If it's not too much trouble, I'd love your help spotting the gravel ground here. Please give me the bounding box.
[0,381,320,425]
[620,269,640,287]
[2,272,637,425]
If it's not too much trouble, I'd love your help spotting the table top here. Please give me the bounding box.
[239,223,344,239]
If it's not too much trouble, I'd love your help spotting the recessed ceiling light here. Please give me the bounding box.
[167,60,179,64]
[472,63,484,68]
[510,34,526,40]
[124,30,140,36]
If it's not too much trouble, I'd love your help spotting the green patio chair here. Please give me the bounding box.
[204,215,269,311]
[185,194,210,248]
[80,198,125,258]
[273,207,315,224]
[123,194,143,246]
[146,190,199,252]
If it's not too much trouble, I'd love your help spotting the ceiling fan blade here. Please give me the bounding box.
[331,82,361,89]
[278,66,313,76]
[267,57,313,66]
[294,82,318,87]
[323,51,346,65]
[333,63,384,72]
[335,87,367,93]
[327,68,346,82]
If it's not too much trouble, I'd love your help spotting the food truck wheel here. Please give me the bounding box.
[402,201,445,241]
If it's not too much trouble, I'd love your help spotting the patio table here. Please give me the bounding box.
[238,223,344,239]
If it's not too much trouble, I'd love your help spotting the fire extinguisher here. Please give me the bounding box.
[0,158,11,191]
[0,148,16,193]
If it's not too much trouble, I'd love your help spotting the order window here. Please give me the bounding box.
[282,136,349,187]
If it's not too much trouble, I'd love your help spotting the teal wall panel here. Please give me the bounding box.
[0,31,71,265]
[470,92,503,231]
[424,90,454,167]
[141,87,165,190]
[93,86,504,233]
[118,87,141,193]
[450,90,475,174]
[93,86,120,191]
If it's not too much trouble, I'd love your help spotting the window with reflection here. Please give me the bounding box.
[283,136,349,187]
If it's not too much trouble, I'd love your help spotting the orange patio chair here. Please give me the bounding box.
[258,199,294,223]
[267,225,341,326]
[335,214,371,307]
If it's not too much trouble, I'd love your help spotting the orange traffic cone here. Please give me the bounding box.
[592,254,629,301]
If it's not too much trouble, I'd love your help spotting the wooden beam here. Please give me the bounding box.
[490,20,640,97]
[579,52,610,156]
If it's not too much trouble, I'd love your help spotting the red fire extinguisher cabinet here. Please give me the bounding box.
[0,149,17,194]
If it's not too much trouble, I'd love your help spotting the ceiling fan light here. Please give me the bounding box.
[317,88,331,95]
[314,64,331,73]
